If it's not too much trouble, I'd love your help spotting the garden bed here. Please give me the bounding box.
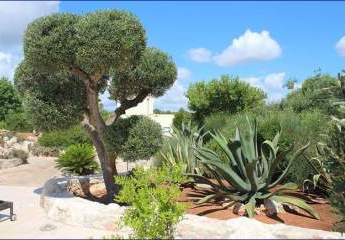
[41,177,344,238]
[179,186,340,232]
[75,178,340,232]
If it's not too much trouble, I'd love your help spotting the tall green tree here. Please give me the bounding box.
[0,77,21,121]
[186,75,266,122]
[15,11,177,200]
[282,72,340,115]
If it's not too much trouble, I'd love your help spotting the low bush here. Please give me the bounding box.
[56,144,99,176]
[105,115,162,162]
[4,110,33,132]
[317,117,345,231]
[172,108,192,129]
[30,143,60,157]
[115,165,186,239]
[121,117,162,162]
[38,125,90,149]
[8,149,29,163]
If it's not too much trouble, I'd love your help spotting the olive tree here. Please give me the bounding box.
[15,11,177,200]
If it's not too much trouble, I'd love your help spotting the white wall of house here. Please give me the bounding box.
[124,96,154,116]
[123,95,174,135]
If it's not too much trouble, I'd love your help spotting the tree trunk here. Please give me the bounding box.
[83,82,118,203]
[87,128,118,203]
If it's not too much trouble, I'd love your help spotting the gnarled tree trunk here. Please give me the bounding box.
[83,82,118,203]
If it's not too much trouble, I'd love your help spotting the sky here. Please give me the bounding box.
[0,1,345,111]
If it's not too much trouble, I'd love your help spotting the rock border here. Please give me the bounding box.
[40,177,344,239]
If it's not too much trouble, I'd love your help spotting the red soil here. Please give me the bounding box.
[179,187,340,231]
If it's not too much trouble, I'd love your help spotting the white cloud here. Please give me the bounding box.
[155,67,191,111]
[177,67,191,80]
[336,36,345,57]
[188,30,281,67]
[242,72,287,102]
[188,48,212,63]
[214,30,282,66]
[0,2,59,79]
[0,1,59,49]
[0,52,21,78]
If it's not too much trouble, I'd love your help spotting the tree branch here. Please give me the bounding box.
[105,90,150,126]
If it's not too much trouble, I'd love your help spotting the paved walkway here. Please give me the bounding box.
[0,185,115,239]
[0,156,137,239]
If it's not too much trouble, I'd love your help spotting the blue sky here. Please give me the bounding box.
[1,1,345,111]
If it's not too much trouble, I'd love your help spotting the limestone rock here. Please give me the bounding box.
[0,157,24,169]
[233,202,246,216]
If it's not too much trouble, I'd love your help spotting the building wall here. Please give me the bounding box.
[123,96,174,135]
[124,96,154,116]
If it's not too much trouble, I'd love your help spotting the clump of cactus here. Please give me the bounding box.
[190,117,319,219]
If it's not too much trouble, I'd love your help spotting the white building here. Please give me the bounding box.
[123,95,174,135]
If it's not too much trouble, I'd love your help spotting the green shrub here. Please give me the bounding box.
[105,115,162,162]
[4,110,33,132]
[317,117,345,231]
[56,144,99,176]
[9,149,29,163]
[204,109,329,186]
[38,125,90,149]
[121,117,162,162]
[115,165,186,239]
[30,143,60,157]
[172,108,192,129]
[0,121,6,130]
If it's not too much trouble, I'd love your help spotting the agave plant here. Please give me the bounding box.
[156,121,206,175]
[190,117,319,219]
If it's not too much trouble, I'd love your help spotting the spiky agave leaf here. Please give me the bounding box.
[270,195,320,219]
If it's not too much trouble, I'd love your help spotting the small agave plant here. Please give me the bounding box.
[190,117,320,219]
[157,121,207,175]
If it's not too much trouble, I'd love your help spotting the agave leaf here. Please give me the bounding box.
[210,132,237,166]
[196,194,218,204]
[270,195,320,220]
[244,196,256,218]
[268,142,310,189]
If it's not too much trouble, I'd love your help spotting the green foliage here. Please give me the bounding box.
[115,165,186,239]
[282,73,340,115]
[186,75,266,123]
[15,63,86,131]
[317,117,345,230]
[17,10,177,132]
[4,110,33,132]
[204,109,329,186]
[38,125,90,149]
[172,108,192,129]
[56,144,99,175]
[191,118,319,219]
[0,77,21,121]
[155,122,205,175]
[121,116,162,162]
[105,116,162,162]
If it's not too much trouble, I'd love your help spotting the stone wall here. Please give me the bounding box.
[40,177,345,239]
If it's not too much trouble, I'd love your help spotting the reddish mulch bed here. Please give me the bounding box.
[178,187,340,232]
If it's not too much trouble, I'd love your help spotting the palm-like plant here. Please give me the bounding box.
[156,121,206,175]
[190,117,319,219]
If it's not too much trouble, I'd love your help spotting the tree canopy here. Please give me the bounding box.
[282,73,339,115]
[15,10,177,199]
[186,75,267,122]
[0,77,21,121]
